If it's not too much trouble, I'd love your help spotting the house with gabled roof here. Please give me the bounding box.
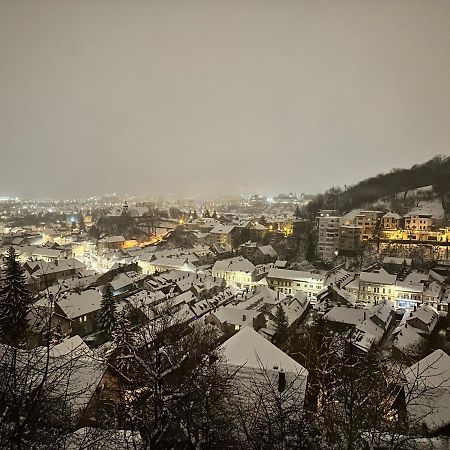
[212,256,256,289]
[400,349,450,434]
[219,327,308,408]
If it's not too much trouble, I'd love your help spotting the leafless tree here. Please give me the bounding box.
[108,299,239,449]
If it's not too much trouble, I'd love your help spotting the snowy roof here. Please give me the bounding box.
[369,301,394,327]
[109,271,146,292]
[404,349,450,432]
[332,285,358,304]
[258,245,277,257]
[406,305,439,333]
[251,223,268,231]
[220,326,307,375]
[324,268,353,285]
[173,303,196,323]
[236,286,283,310]
[267,268,324,283]
[213,256,255,274]
[382,256,412,266]
[30,247,64,258]
[27,258,86,277]
[126,290,166,315]
[393,325,426,355]
[210,225,235,235]
[57,289,103,319]
[274,260,288,268]
[210,306,261,326]
[0,339,105,419]
[99,235,125,243]
[172,290,197,307]
[350,329,376,353]
[359,270,396,285]
[382,212,402,219]
[424,281,443,299]
[324,306,367,326]
[280,294,309,326]
[150,258,196,272]
[342,209,363,220]
[49,335,92,358]
[403,271,429,285]
[190,299,213,317]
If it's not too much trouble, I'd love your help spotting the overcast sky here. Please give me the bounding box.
[1,0,449,199]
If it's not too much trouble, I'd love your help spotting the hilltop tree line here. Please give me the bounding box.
[304,155,450,218]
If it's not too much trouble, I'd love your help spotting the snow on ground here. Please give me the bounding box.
[408,198,445,220]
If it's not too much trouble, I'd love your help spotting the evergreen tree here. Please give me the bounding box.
[273,303,289,346]
[305,232,316,262]
[89,224,100,240]
[78,212,86,232]
[0,246,32,347]
[98,285,117,338]
[111,313,138,372]
[212,210,218,219]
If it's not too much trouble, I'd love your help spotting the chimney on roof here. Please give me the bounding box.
[363,311,366,320]
[278,371,286,393]
[243,314,246,321]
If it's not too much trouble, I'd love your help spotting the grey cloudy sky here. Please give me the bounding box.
[1,0,449,199]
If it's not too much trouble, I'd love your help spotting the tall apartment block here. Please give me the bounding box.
[317,210,341,261]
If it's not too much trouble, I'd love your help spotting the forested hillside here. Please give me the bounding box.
[305,155,450,218]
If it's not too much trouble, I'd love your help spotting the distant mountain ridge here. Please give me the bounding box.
[305,155,450,217]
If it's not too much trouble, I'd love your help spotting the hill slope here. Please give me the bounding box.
[305,155,450,217]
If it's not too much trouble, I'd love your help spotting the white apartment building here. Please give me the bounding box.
[317,210,341,261]
[266,268,325,298]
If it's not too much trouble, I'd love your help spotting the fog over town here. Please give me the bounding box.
[1,1,450,449]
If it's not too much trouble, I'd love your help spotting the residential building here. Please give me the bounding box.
[345,269,397,302]
[57,289,104,336]
[219,327,308,407]
[208,225,237,246]
[401,350,450,434]
[24,258,87,291]
[266,268,325,298]
[404,213,433,231]
[206,307,266,333]
[97,236,126,252]
[381,212,402,230]
[212,256,256,288]
[317,210,341,261]
[338,225,363,254]
[138,257,197,275]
